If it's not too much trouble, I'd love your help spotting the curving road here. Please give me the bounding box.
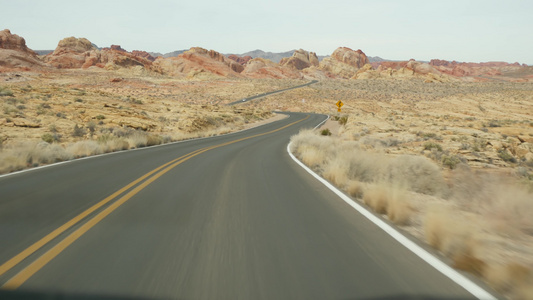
[0,113,494,299]
[227,80,318,105]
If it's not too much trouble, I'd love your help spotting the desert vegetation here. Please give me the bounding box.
[288,78,533,298]
[0,70,295,174]
[291,112,533,298]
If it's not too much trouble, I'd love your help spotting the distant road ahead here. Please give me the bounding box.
[227,80,318,105]
[0,112,489,299]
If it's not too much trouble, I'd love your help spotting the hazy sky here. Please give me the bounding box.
[1,0,532,64]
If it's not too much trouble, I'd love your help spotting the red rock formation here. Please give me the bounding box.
[44,37,158,72]
[242,58,301,79]
[0,29,47,70]
[105,45,127,52]
[279,49,319,70]
[0,29,37,55]
[132,50,156,62]
[228,54,252,65]
[319,47,370,78]
[330,47,369,68]
[154,47,244,77]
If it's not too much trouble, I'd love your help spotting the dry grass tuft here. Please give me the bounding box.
[363,187,389,214]
[323,157,349,187]
[363,184,412,224]
[485,263,532,294]
[453,253,486,276]
[424,206,481,259]
[347,180,364,198]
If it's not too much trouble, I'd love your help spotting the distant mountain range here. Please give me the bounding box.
[35,47,389,64]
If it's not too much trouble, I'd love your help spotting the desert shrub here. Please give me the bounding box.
[498,149,516,163]
[363,185,411,225]
[146,134,162,146]
[323,157,349,187]
[87,121,97,134]
[338,115,348,125]
[72,124,86,137]
[485,263,532,294]
[320,128,331,136]
[0,87,14,97]
[424,142,442,151]
[442,154,461,169]
[387,155,446,195]
[347,181,364,198]
[424,206,479,259]
[41,134,54,143]
[66,141,103,158]
[96,115,105,120]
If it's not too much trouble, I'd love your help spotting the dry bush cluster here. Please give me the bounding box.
[291,129,446,225]
[291,128,533,298]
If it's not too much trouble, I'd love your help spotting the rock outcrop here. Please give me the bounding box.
[279,49,319,70]
[131,50,156,62]
[228,54,252,65]
[0,29,47,70]
[154,47,244,78]
[353,59,450,82]
[319,47,369,78]
[242,58,301,79]
[429,59,526,78]
[44,38,157,71]
[44,37,97,68]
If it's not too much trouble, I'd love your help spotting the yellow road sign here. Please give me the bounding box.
[337,108,341,112]
[336,100,344,108]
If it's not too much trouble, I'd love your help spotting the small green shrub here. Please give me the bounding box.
[41,134,54,143]
[338,116,348,126]
[442,155,461,169]
[320,128,332,136]
[96,115,105,120]
[498,150,517,163]
[0,88,14,97]
[424,142,443,152]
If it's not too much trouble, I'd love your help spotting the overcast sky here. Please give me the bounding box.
[1,0,532,64]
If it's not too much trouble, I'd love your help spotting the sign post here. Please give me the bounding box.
[336,100,344,112]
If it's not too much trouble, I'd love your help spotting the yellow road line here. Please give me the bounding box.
[1,115,309,289]
[0,148,205,278]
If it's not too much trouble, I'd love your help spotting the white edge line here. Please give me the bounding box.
[285,115,497,300]
[0,113,292,179]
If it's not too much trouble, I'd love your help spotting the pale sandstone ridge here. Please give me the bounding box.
[242,57,301,79]
[0,29,47,70]
[44,37,158,72]
[154,47,244,78]
[279,49,319,70]
[319,47,369,78]
[354,59,451,82]
[429,59,526,79]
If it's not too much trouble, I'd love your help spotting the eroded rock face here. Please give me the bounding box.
[44,37,97,68]
[429,59,524,77]
[44,38,157,71]
[0,29,37,54]
[319,47,369,78]
[132,50,156,62]
[0,29,46,70]
[228,54,252,65]
[242,58,301,79]
[279,49,319,70]
[154,47,244,77]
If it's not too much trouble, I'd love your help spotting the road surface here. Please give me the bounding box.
[227,80,318,105]
[0,113,494,299]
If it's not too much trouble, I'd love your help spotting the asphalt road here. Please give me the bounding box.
[0,113,492,299]
[227,80,318,105]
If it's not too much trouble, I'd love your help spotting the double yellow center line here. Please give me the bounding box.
[0,115,309,289]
